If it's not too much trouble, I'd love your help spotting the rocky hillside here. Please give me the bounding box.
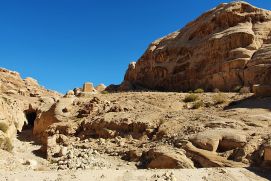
[1,2,271,180]
[123,1,271,91]
[25,91,271,170]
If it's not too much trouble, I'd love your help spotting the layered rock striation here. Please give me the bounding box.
[123,2,271,91]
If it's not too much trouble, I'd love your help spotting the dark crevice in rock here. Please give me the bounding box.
[23,108,37,130]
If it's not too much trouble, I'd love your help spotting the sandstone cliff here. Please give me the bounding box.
[0,68,60,151]
[123,1,271,91]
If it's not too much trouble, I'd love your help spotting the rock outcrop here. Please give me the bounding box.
[140,146,195,169]
[95,84,106,92]
[0,97,26,151]
[0,68,60,151]
[123,1,271,91]
[190,129,247,152]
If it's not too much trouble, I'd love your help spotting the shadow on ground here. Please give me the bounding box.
[17,129,46,158]
[224,96,271,111]
[247,167,271,180]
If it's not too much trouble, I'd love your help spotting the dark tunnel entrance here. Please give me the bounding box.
[23,110,37,130]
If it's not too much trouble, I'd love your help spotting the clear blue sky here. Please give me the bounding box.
[0,0,270,93]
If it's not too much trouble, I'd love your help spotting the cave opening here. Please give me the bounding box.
[23,110,37,130]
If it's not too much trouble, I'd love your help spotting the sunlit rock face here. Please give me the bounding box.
[124,1,271,91]
[0,67,60,151]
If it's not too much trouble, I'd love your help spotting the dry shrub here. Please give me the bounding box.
[192,101,204,109]
[184,94,199,102]
[213,93,227,104]
[101,91,109,94]
[194,88,204,93]
[239,87,250,94]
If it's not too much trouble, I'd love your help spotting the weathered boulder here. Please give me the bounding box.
[46,134,69,160]
[123,2,271,91]
[64,90,75,98]
[95,84,106,92]
[140,146,194,169]
[185,142,247,168]
[33,97,76,143]
[190,129,247,152]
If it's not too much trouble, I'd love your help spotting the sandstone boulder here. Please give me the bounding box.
[185,142,246,168]
[95,84,106,92]
[140,146,194,169]
[33,97,76,143]
[64,90,75,98]
[190,129,247,152]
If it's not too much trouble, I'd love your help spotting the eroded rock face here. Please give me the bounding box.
[33,97,77,144]
[0,68,60,151]
[123,2,271,91]
[0,97,26,151]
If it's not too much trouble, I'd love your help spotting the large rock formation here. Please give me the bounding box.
[0,68,60,151]
[123,1,271,91]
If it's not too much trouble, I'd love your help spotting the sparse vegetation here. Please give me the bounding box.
[205,101,212,108]
[184,94,199,102]
[239,87,250,94]
[194,88,204,93]
[213,93,227,104]
[192,100,204,109]
[101,91,109,94]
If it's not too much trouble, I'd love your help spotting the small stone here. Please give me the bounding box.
[59,146,68,157]
[68,151,74,159]
[24,159,38,169]
[99,138,106,145]
[119,141,125,147]
[93,150,99,155]
[58,165,67,170]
